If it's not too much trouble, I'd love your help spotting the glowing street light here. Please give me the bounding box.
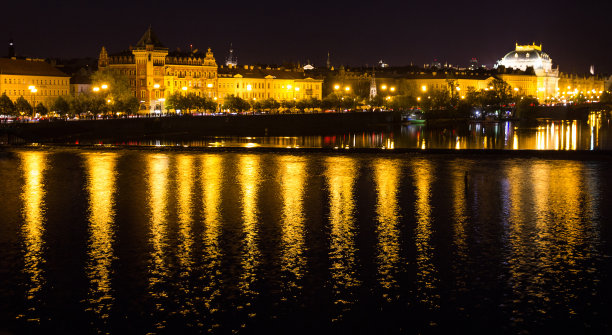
[421,85,427,92]
[344,86,351,92]
[246,84,252,91]
[153,83,160,89]
[390,87,396,92]
[182,86,188,91]
[93,87,100,92]
[381,84,387,90]
[101,84,108,90]
[207,83,213,88]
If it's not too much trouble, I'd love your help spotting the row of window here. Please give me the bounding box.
[3,78,68,85]
[3,89,67,96]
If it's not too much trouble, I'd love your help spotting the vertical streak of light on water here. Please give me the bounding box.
[84,152,117,328]
[279,156,307,294]
[373,158,401,301]
[147,154,170,331]
[19,151,47,324]
[237,155,261,322]
[200,154,224,330]
[451,161,470,296]
[325,156,360,322]
[176,154,195,318]
[412,159,439,310]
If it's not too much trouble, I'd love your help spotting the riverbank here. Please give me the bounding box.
[0,111,402,144]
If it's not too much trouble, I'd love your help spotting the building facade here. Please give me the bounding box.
[98,27,218,112]
[0,58,70,107]
[98,27,323,112]
[217,65,323,102]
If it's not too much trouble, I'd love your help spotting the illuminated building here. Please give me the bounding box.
[495,43,559,101]
[217,65,323,102]
[98,27,218,112]
[0,58,70,107]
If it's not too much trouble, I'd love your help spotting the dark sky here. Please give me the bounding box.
[3,0,612,74]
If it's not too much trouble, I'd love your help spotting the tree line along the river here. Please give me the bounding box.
[1,71,611,118]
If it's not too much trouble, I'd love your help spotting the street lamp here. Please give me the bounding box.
[421,85,427,92]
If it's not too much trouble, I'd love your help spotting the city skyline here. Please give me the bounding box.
[2,0,611,73]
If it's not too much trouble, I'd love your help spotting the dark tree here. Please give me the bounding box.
[50,96,70,115]
[0,93,16,116]
[15,96,32,116]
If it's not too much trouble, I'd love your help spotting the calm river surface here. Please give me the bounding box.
[80,112,612,150]
[1,149,611,334]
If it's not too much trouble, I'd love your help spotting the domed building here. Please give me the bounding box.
[495,43,559,102]
[497,43,554,72]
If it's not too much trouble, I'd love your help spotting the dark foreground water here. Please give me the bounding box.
[1,149,611,334]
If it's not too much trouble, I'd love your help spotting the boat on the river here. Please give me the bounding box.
[401,109,425,124]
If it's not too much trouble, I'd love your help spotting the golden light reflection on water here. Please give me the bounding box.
[20,151,47,315]
[451,162,469,292]
[201,155,224,317]
[176,155,194,271]
[504,160,599,321]
[535,121,579,150]
[412,159,439,309]
[84,153,117,321]
[147,154,170,329]
[588,112,601,150]
[373,159,401,297]
[238,155,261,301]
[279,156,307,288]
[325,156,360,318]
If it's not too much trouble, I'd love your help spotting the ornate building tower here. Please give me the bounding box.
[369,68,377,99]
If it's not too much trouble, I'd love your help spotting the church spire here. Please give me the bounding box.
[369,67,377,99]
[326,51,331,69]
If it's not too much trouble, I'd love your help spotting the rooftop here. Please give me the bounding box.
[0,58,69,77]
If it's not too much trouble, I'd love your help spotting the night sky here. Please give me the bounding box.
[3,0,611,74]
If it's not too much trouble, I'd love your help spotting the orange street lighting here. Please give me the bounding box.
[153,83,160,89]
[381,84,387,90]
[456,86,461,91]
[390,87,396,92]
[334,84,340,90]
[247,84,252,91]
[93,87,100,92]
[344,86,350,92]
[207,83,213,88]
[295,87,300,91]
[30,88,37,93]
[421,85,427,92]
[182,86,188,91]
[101,84,108,90]
[417,97,421,101]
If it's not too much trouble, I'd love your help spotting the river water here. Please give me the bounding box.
[73,112,612,150]
[0,148,611,334]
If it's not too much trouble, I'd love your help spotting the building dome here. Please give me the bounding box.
[496,43,553,72]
